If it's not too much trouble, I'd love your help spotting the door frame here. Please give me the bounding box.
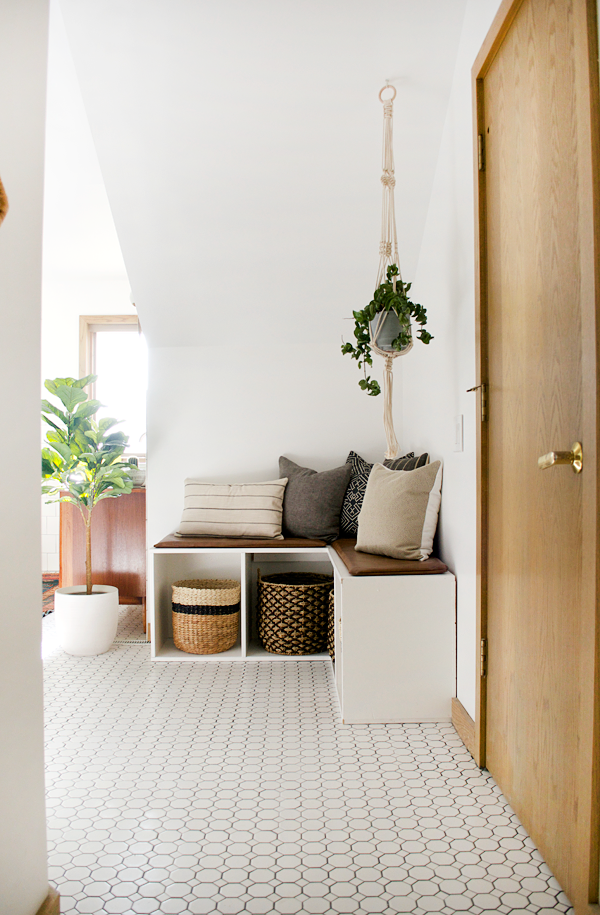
[472,0,600,908]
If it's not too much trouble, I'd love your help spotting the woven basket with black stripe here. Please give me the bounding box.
[172,579,240,654]
[257,570,333,655]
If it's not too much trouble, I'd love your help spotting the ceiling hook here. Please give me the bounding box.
[379,84,397,103]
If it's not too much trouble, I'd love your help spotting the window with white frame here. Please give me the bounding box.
[79,315,147,457]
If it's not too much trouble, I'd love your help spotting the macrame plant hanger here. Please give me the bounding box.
[370,84,412,460]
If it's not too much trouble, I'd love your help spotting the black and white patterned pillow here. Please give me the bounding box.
[339,451,413,537]
[339,450,430,537]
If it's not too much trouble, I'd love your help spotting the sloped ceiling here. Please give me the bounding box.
[59,0,467,348]
[43,1,131,287]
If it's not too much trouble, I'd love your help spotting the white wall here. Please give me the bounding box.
[41,0,135,570]
[42,0,134,387]
[403,0,502,720]
[59,0,468,354]
[53,0,502,726]
[0,3,51,914]
[52,0,468,548]
[42,501,60,575]
[147,341,407,544]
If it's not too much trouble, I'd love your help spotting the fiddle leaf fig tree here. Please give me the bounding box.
[341,264,433,396]
[41,375,134,595]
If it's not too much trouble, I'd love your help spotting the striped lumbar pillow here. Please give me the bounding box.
[176,478,288,539]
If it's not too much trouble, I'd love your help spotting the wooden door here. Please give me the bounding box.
[474,0,600,909]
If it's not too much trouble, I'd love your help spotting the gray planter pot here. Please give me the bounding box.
[370,309,412,353]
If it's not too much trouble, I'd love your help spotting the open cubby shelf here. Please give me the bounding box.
[149,545,333,662]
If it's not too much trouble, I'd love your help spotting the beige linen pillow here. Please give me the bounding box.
[176,478,288,539]
[356,461,443,560]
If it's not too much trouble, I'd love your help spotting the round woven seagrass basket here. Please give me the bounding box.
[172,579,240,654]
[257,570,333,655]
[328,589,335,663]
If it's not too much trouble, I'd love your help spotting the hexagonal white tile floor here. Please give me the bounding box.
[43,609,573,915]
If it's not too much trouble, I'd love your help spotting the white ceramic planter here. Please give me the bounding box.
[54,585,119,656]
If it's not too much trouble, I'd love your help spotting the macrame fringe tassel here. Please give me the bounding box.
[383,355,398,460]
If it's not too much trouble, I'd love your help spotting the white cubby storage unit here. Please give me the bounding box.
[149,540,457,725]
[329,549,456,724]
[149,545,333,661]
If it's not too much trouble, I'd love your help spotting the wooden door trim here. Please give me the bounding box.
[451,698,476,761]
[472,0,600,906]
[470,0,529,771]
[471,0,532,774]
[35,887,60,915]
[573,0,600,904]
[473,0,526,80]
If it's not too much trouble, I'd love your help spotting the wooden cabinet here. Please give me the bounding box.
[60,489,146,607]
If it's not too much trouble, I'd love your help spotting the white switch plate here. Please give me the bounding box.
[454,414,464,452]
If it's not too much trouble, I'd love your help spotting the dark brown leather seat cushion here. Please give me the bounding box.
[155,533,327,549]
[154,533,447,577]
[332,538,447,576]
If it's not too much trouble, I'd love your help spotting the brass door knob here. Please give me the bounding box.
[538,442,583,473]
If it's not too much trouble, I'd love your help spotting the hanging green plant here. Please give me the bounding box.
[341,264,433,396]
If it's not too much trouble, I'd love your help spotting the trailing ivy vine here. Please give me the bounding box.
[341,264,433,396]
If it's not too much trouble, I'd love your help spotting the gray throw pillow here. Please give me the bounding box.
[279,456,352,542]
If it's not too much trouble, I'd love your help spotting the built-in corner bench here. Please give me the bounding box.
[149,534,456,724]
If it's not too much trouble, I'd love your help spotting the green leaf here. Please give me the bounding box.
[97,416,121,435]
[104,431,128,446]
[73,374,97,389]
[41,399,67,422]
[74,401,100,419]
[45,377,78,396]
[95,489,130,503]
[46,428,67,443]
[41,415,61,432]
[58,494,84,507]
[78,451,101,466]
[55,384,88,413]
[48,441,73,463]
[42,458,57,477]
[41,445,61,466]
[73,427,92,447]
